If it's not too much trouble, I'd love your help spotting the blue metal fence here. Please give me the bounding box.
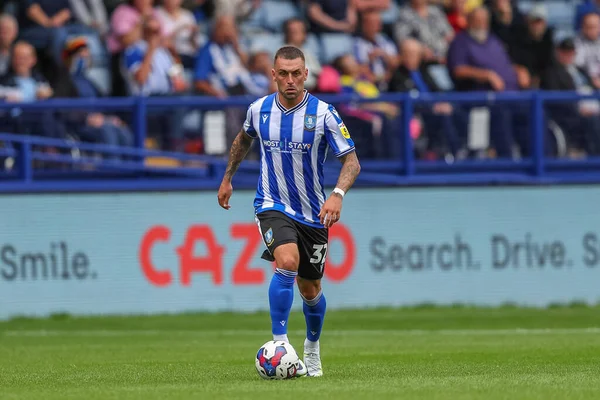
[2,91,600,193]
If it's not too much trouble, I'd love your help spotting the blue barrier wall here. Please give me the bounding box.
[3,91,600,191]
[2,186,600,320]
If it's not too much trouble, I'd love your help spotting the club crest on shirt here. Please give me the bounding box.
[304,114,316,131]
[340,123,351,139]
[264,228,274,245]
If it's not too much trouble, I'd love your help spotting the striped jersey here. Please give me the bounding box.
[243,90,356,228]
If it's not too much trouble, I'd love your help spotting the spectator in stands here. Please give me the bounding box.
[447,7,528,158]
[541,37,600,156]
[575,13,600,90]
[448,7,523,92]
[0,41,67,139]
[575,0,600,32]
[283,18,321,91]
[69,0,109,36]
[248,50,276,96]
[107,0,165,96]
[445,0,468,33]
[156,0,199,69]
[194,14,261,97]
[334,53,399,158]
[389,38,465,158]
[18,0,90,64]
[394,0,454,64]
[509,5,554,88]
[307,0,357,34]
[0,14,17,76]
[213,0,261,23]
[194,14,260,150]
[489,0,524,50]
[60,37,134,156]
[124,16,187,150]
[354,10,398,90]
[124,17,187,96]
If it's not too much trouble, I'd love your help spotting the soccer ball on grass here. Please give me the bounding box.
[255,340,300,380]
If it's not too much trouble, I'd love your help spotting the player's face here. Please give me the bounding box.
[272,57,308,101]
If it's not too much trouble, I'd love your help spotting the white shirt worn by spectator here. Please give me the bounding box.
[69,0,109,35]
[394,5,452,59]
[155,6,198,58]
[124,41,176,96]
[575,36,600,81]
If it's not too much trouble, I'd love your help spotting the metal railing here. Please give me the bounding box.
[2,91,600,192]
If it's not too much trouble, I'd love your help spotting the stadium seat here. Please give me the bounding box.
[319,34,354,64]
[248,33,284,56]
[262,0,300,32]
[519,1,576,29]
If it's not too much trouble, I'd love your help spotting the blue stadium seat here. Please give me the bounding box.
[262,0,300,32]
[519,1,576,29]
[320,34,354,64]
[248,33,284,56]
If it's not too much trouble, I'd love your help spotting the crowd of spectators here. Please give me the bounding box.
[0,0,598,161]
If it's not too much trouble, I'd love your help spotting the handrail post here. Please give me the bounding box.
[133,96,147,163]
[18,141,32,182]
[402,94,414,176]
[531,91,544,177]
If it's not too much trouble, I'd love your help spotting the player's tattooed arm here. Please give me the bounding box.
[335,151,361,193]
[223,130,254,181]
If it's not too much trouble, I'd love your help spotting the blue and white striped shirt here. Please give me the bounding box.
[244,91,355,228]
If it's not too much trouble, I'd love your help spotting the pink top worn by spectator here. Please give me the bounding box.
[107,4,164,54]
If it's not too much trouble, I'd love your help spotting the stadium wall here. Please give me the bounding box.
[2,186,600,320]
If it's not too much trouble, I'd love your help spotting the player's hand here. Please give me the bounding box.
[318,194,342,228]
[218,180,233,210]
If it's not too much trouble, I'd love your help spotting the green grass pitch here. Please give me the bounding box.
[1,305,600,399]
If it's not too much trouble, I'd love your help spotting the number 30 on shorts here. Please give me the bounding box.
[309,244,328,271]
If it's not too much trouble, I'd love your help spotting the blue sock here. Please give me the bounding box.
[303,291,326,342]
[269,268,297,337]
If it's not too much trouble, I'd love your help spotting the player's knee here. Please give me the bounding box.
[298,280,321,301]
[277,255,299,272]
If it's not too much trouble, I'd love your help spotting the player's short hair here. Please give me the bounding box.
[274,46,305,64]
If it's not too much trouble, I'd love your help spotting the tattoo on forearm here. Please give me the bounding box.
[335,153,361,192]
[224,131,253,181]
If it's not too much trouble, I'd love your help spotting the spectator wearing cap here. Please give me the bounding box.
[394,0,454,64]
[575,13,600,90]
[541,37,600,156]
[307,0,357,34]
[354,10,398,90]
[509,5,554,88]
[0,14,17,77]
[156,0,199,69]
[60,37,134,158]
[17,0,90,65]
[575,0,600,31]
[447,7,529,158]
[283,18,321,91]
